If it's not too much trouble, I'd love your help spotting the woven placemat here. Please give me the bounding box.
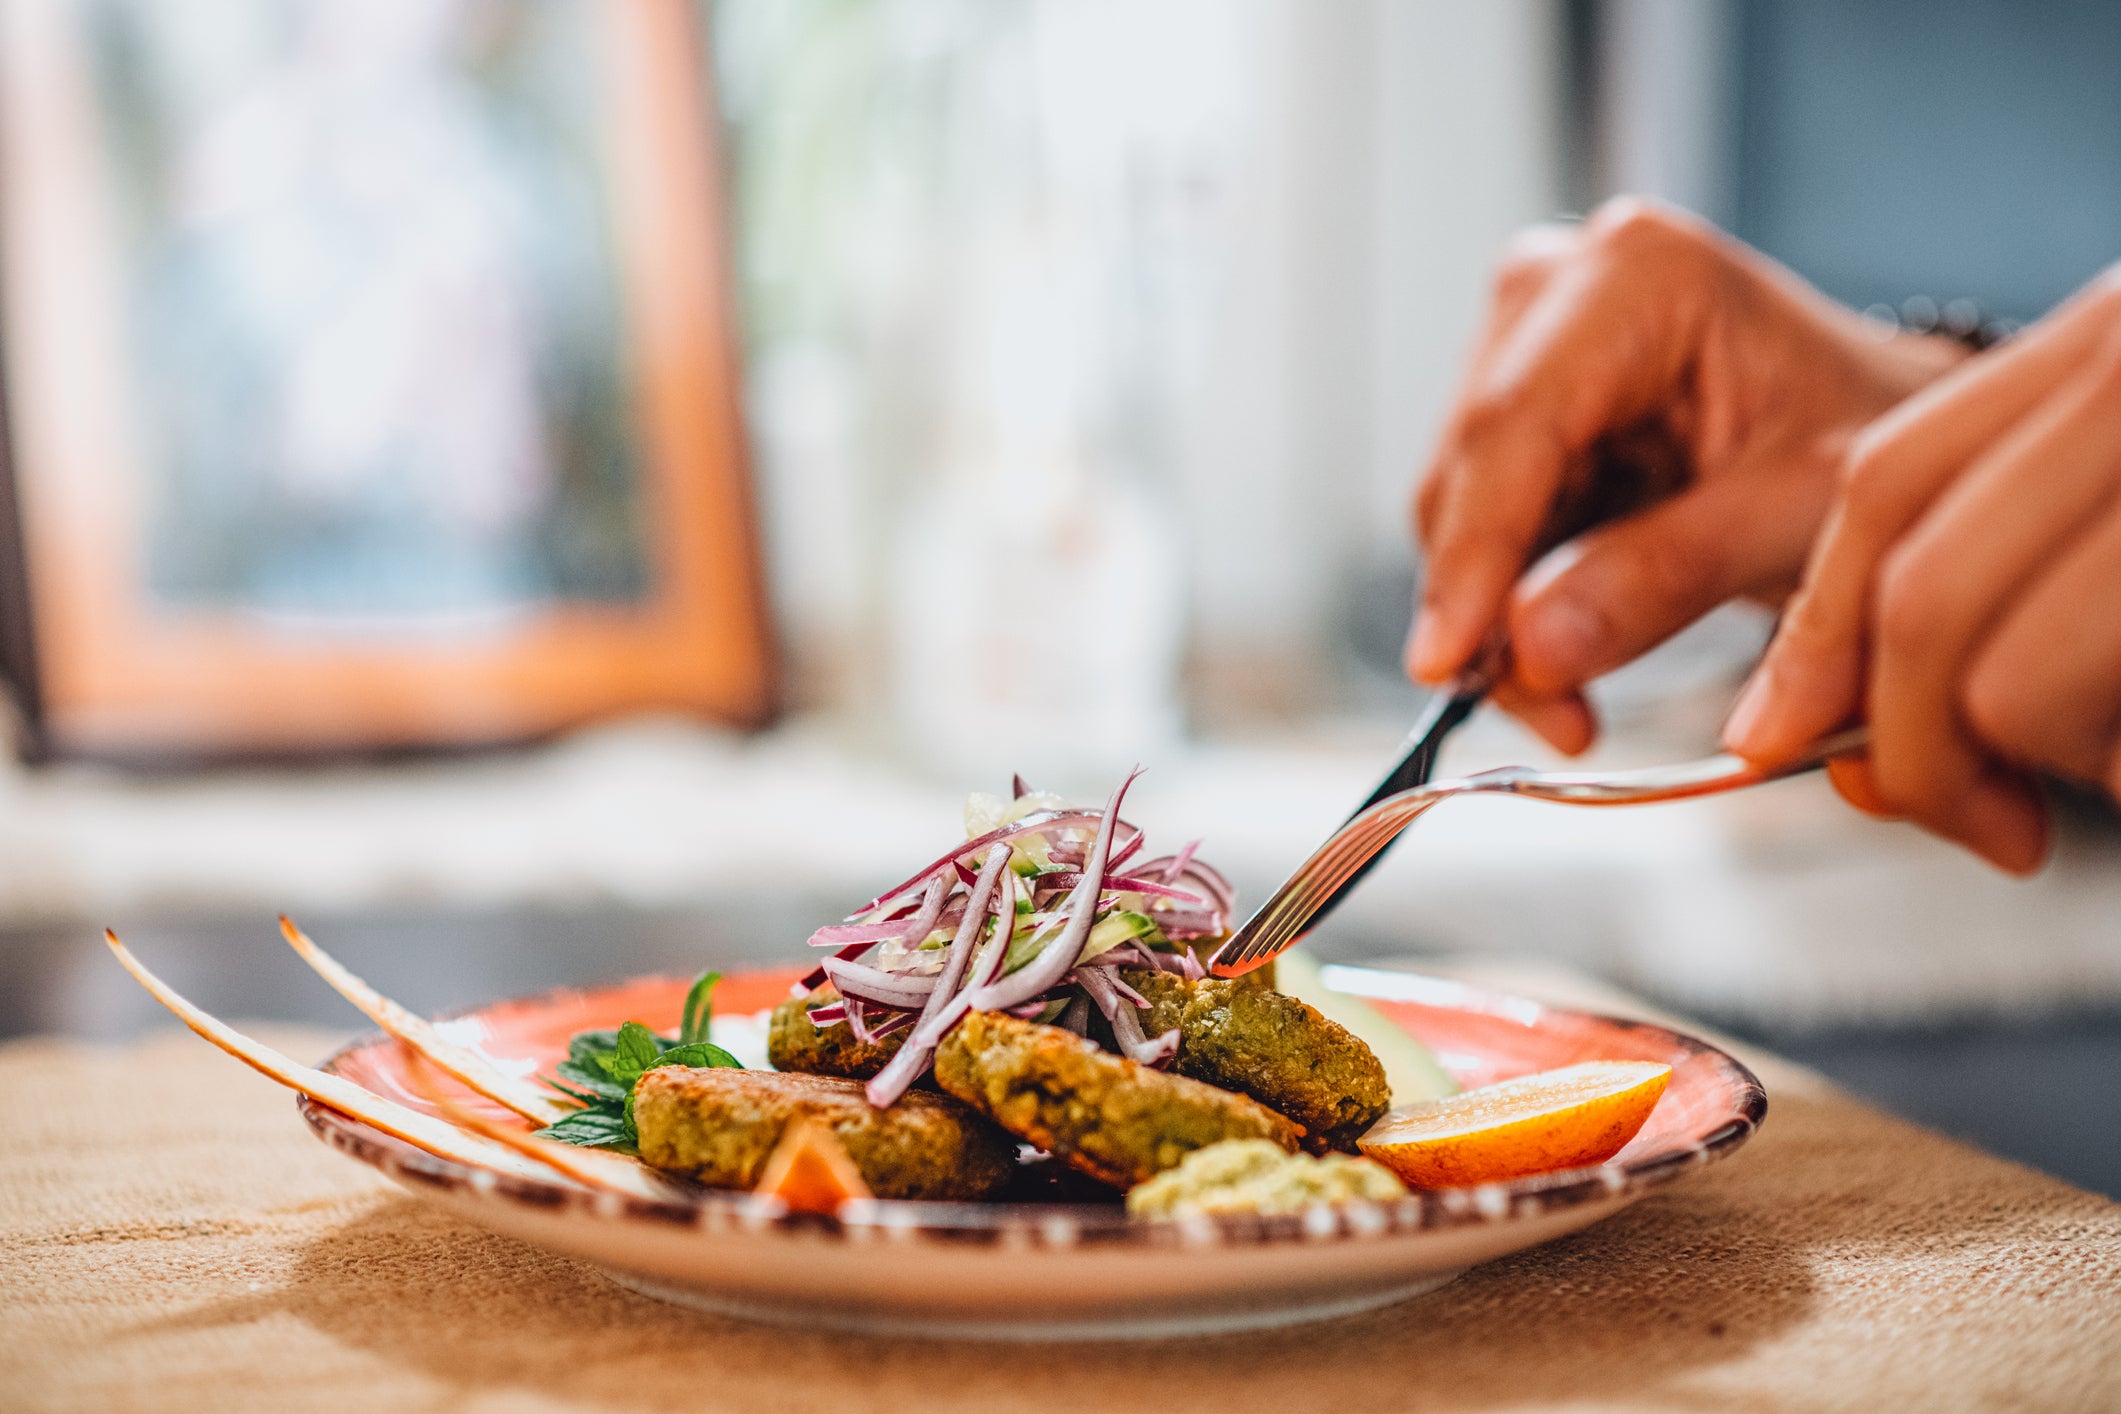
[5,970,2117,1413]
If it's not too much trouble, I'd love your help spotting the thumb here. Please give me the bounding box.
[1507,462,1833,697]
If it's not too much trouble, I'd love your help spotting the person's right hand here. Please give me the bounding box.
[1407,198,1969,751]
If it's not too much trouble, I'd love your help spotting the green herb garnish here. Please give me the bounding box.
[541,970,740,1151]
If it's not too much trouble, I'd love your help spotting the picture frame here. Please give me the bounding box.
[0,0,776,762]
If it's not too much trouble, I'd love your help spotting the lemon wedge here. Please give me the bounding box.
[1358,1059,1670,1187]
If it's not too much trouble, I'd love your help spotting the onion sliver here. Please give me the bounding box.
[865,845,1013,1107]
[1077,964,1180,1066]
[959,771,1138,1016]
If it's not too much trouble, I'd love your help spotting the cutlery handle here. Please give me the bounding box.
[1304,649,1503,931]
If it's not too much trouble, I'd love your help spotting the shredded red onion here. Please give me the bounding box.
[1031,871,1203,904]
[865,844,1012,1107]
[822,958,941,1009]
[802,875,951,988]
[790,766,1243,1109]
[1077,964,1180,1067]
[1103,969,1151,1010]
[1165,839,1201,882]
[800,941,864,991]
[898,865,1021,1058]
[959,771,1138,1015]
[1141,907,1221,939]
[805,919,930,949]
[1011,773,1032,799]
[1174,860,1236,916]
[845,810,1115,921]
[1105,831,1146,875]
[843,998,888,1046]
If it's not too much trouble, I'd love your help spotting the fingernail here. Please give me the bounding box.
[1520,597,1602,687]
[1722,667,1774,753]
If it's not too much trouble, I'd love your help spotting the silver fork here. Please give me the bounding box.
[1210,726,1871,978]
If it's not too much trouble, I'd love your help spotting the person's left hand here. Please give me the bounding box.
[1724,268,2121,872]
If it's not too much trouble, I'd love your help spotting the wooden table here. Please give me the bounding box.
[5,961,2116,1412]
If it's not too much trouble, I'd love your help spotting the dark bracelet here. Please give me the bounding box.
[1868,295,2018,351]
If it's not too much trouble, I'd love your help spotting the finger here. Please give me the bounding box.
[1962,489,2121,790]
[1726,275,2121,762]
[1829,731,2050,874]
[1489,678,1598,756]
[1825,755,1898,818]
[1413,226,1577,576]
[1411,202,1712,682]
[1864,335,2121,859]
[1937,769,2051,874]
[1505,456,1832,696]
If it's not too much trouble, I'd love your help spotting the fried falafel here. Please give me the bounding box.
[931,1009,1301,1187]
[633,1065,1015,1200]
[1122,969,1390,1153]
[766,986,908,1081]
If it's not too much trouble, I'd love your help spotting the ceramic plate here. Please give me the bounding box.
[302,964,1765,1340]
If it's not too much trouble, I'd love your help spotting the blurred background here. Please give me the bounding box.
[1,0,2116,1194]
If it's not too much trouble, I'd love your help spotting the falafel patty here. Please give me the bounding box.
[1122,969,1390,1153]
[633,1066,1015,1200]
[767,986,908,1081]
[932,1010,1301,1188]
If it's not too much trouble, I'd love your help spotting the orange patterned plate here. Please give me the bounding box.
[304,964,1764,1339]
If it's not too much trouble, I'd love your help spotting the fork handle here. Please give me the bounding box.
[1310,664,1497,930]
[1487,725,1872,805]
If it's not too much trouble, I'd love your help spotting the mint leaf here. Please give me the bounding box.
[552,1060,627,1104]
[679,970,721,1046]
[541,1109,634,1150]
[608,1021,662,1086]
[648,1041,741,1072]
[567,1029,624,1067]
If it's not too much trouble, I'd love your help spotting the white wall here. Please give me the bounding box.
[726,0,1568,724]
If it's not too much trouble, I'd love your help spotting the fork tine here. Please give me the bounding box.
[1214,728,1871,978]
[1220,804,1419,971]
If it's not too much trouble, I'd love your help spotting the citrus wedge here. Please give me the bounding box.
[754,1119,873,1213]
[1357,1059,1671,1188]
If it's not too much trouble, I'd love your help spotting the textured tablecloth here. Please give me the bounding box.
[5,962,2117,1413]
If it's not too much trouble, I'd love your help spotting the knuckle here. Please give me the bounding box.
[1585,197,1698,263]
[1490,224,1575,300]
[1492,236,1546,285]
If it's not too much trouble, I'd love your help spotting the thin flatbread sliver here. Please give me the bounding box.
[400,1051,690,1202]
[105,929,573,1186]
[280,915,572,1125]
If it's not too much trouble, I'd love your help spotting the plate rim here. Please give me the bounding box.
[299,969,1766,1251]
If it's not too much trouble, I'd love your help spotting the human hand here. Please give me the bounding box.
[1724,268,2121,873]
[1408,198,1967,751]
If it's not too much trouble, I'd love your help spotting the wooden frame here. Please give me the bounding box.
[0,0,775,761]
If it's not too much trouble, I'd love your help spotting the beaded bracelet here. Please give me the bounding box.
[1865,295,2018,351]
